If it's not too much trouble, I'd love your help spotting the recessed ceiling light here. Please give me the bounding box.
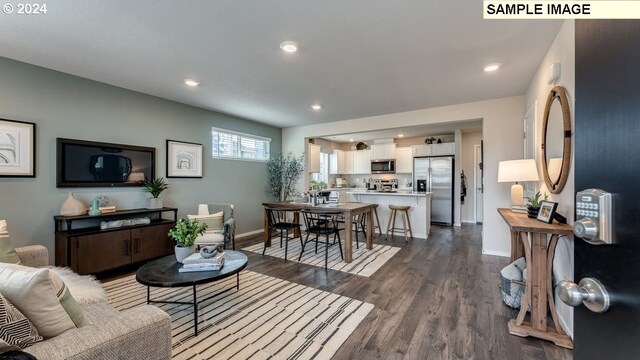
[484,64,500,72]
[349,138,355,142]
[280,41,298,53]
[184,79,200,86]
[398,134,404,138]
[311,104,322,111]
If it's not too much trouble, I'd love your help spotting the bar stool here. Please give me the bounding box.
[386,205,413,242]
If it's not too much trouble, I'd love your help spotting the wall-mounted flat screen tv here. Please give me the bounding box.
[57,138,155,187]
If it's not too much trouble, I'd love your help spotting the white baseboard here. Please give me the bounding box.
[482,249,510,258]
[236,229,264,239]
[461,220,476,224]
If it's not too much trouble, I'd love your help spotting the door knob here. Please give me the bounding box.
[557,277,610,313]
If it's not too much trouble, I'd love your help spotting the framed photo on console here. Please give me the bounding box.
[166,140,203,178]
[537,201,558,224]
[0,119,36,177]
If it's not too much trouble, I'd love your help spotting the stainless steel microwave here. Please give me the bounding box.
[371,160,396,174]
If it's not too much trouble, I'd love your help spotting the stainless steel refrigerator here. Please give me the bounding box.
[413,156,454,225]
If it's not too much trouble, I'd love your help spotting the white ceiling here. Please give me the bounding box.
[0,1,562,128]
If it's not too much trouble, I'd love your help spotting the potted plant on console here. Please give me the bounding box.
[526,191,548,218]
[142,177,169,209]
[168,219,208,263]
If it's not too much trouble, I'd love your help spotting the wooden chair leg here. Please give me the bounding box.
[386,210,394,240]
[405,210,413,239]
[402,211,409,242]
[373,207,382,236]
[325,233,329,269]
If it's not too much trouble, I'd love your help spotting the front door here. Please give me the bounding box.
[572,20,640,359]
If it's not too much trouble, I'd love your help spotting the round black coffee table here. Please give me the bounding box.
[136,250,248,335]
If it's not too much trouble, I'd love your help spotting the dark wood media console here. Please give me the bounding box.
[54,207,178,275]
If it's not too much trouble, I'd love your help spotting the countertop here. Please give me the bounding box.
[347,190,431,197]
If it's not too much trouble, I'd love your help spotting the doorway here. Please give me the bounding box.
[474,144,483,224]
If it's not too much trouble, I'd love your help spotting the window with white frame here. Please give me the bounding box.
[312,152,329,184]
[211,127,270,161]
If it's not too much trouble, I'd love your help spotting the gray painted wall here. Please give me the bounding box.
[0,57,281,260]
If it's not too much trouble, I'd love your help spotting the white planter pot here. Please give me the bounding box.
[174,245,195,263]
[148,198,163,209]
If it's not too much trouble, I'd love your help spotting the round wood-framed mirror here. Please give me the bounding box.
[541,86,572,194]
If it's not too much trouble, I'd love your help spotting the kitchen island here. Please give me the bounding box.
[347,191,432,239]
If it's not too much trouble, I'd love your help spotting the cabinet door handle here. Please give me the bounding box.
[133,238,140,253]
[124,239,129,256]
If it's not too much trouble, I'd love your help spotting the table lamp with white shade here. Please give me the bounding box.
[498,159,540,212]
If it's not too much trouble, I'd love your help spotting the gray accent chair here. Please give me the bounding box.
[12,245,172,360]
[193,203,236,250]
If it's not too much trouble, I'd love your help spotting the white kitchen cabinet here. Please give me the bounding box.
[412,145,431,157]
[343,151,354,175]
[411,143,454,157]
[395,147,413,173]
[352,150,371,174]
[370,143,396,160]
[330,149,347,174]
[308,143,321,173]
[431,143,455,155]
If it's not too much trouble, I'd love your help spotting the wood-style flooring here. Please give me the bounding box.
[240,224,573,360]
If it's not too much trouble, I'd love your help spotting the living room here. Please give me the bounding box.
[2,2,640,360]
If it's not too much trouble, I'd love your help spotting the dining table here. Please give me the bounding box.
[261,201,376,263]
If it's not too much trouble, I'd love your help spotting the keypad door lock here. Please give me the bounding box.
[574,189,612,245]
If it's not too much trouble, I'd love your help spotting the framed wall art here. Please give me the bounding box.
[0,119,36,177]
[166,140,203,178]
[537,200,558,224]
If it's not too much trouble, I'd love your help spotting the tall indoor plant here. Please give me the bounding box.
[142,177,169,209]
[168,218,208,263]
[267,152,305,201]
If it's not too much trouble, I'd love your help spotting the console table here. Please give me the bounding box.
[55,207,177,275]
[498,208,573,349]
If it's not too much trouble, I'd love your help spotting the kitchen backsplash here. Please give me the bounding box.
[328,174,413,188]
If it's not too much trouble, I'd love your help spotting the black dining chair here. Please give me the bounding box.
[300,208,344,269]
[263,207,303,261]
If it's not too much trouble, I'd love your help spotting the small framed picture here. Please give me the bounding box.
[0,119,36,177]
[537,201,558,224]
[166,140,203,178]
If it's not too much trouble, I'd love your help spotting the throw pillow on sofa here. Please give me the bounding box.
[0,221,20,265]
[0,264,89,338]
[187,211,224,231]
[0,292,42,353]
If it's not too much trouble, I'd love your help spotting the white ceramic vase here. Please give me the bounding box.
[148,197,163,209]
[174,245,194,263]
[60,192,86,216]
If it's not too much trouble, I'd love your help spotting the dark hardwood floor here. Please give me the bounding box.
[239,224,573,360]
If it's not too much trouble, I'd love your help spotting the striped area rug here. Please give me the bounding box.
[104,270,373,360]
[242,239,400,277]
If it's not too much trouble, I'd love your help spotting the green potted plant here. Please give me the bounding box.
[526,191,548,218]
[142,177,169,209]
[168,218,208,263]
[267,152,305,201]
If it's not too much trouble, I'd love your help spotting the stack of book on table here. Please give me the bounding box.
[179,251,225,272]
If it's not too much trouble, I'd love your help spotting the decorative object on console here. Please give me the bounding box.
[424,137,436,144]
[142,177,169,209]
[100,217,151,230]
[537,201,558,224]
[166,140,203,178]
[95,195,110,207]
[88,198,102,216]
[59,192,86,216]
[498,159,539,213]
[0,119,36,178]
[168,218,208,263]
[526,191,549,218]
